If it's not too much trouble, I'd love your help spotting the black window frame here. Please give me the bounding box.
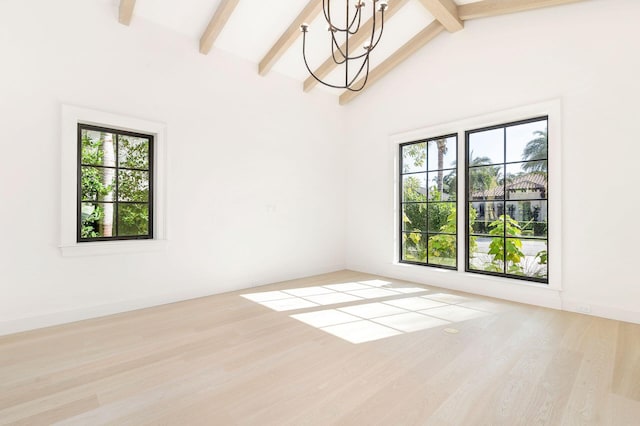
[77,123,154,242]
[399,133,458,270]
[465,116,549,284]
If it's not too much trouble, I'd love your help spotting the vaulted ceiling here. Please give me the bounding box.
[117,0,586,105]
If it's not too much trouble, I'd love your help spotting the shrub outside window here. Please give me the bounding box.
[399,135,457,269]
[77,124,153,242]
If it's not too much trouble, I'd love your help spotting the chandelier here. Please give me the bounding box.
[300,0,388,92]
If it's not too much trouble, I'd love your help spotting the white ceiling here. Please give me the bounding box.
[112,0,485,94]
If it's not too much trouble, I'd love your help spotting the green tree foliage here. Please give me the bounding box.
[468,206,478,256]
[484,215,525,274]
[402,141,457,264]
[402,142,426,172]
[80,133,108,238]
[80,132,150,238]
[402,175,427,262]
[427,207,456,265]
[536,249,547,265]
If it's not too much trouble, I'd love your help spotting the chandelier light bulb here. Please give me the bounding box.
[300,23,309,33]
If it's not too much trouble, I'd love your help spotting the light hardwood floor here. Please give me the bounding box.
[1,270,639,425]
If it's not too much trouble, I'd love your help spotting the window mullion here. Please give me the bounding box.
[114,133,119,237]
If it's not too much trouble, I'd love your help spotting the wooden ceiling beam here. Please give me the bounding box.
[303,0,410,93]
[339,21,445,105]
[458,0,585,21]
[259,0,323,76]
[417,0,463,32]
[199,0,240,55]
[118,0,136,26]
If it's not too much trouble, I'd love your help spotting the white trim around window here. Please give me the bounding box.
[60,104,168,257]
[391,99,562,291]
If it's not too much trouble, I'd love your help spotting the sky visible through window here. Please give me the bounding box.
[469,120,546,166]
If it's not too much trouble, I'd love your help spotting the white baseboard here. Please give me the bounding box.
[348,262,640,325]
[347,262,563,309]
[0,263,346,337]
[562,299,640,324]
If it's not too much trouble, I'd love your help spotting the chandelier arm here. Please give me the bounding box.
[332,47,348,65]
[368,3,378,48]
[344,0,349,87]
[331,31,348,62]
[324,0,353,33]
[341,49,373,61]
[347,5,362,34]
[322,0,332,30]
[345,54,370,91]
[302,33,353,89]
[345,55,370,92]
[366,9,385,52]
[301,1,386,91]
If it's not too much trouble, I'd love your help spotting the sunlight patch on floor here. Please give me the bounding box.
[241,280,427,312]
[241,280,493,343]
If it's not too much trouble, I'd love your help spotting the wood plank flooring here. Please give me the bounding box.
[1,270,639,425]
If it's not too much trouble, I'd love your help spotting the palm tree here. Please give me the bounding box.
[468,155,501,195]
[522,130,547,172]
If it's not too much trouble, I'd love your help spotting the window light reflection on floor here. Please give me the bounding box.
[241,280,492,344]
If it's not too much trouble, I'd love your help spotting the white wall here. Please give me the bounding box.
[344,0,640,323]
[0,0,346,334]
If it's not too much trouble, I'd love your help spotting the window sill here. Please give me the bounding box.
[59,240,168,257]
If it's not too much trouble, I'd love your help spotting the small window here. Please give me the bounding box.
[399,134,457,269]
[466,117,548,283]
[77,124,153,242]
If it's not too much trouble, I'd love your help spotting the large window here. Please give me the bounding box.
[466,117,548,283]
[399,135,457,269]
[78,124,153,242]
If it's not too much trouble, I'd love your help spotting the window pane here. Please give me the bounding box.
[81,129,116,167]
[466,118,549,283]
[468,128,504,165]
[81,166,115,202]
[468,165,504,201]
[80,202,116,239]
[428,171,456,201]
[118,170,149,202]
[469,201,504,235]
[505,162,547,200]
[506,239,548,279]
[402,174,427,202]
[402,232,426,263]
[118,203,149,236]
[401,143,426,173]
[428,235,456,267]
[428,136,456,171]
[506,119,547,163]
[402,203,427,232]
[505,201,547,237]
[507,160,547,181]
[118,135,150,170]
[469,236,504,273]
[428,203,456,233]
